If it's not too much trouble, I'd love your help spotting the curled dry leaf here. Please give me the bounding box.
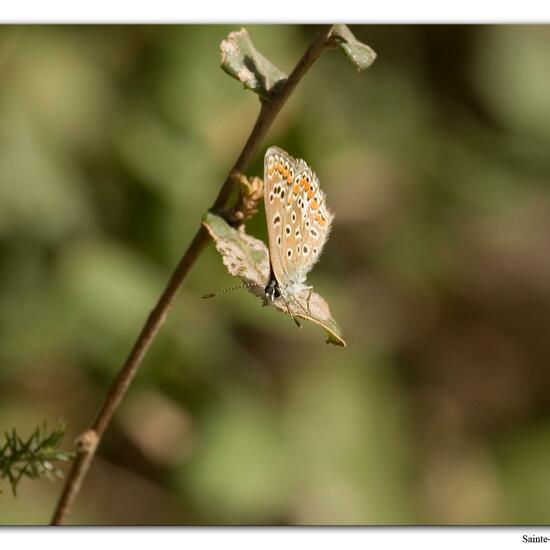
[330,25,377,71]
[220,28,288,98]
[225,172,264,226]
[202,211,346,347]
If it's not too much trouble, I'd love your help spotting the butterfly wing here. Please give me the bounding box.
[264,147,333,287]
[264,146,296,287]
[285,163,333,285]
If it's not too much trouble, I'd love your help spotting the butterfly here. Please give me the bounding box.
[263,146,334,322]
[202,146,344,345]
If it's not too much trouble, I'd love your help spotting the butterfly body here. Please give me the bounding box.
[263,146,333,310]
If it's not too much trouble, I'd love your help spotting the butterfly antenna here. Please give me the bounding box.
[201,282,262,299]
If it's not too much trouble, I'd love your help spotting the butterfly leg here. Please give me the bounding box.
[289,290,313,320]
[294,286,314,316]
[305,287,314,314]
[280,292,301,328]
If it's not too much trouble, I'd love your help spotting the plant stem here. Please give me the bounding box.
[50,25,334,526]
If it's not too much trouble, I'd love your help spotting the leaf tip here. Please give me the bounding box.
[330,24,377,72]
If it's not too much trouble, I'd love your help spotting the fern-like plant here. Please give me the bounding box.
[0,422,73,496]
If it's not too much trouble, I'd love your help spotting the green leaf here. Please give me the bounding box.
[330,25,377,71]
[220,28,288,99]
[202,211,346,347]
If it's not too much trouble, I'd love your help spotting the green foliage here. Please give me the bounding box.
[0,422,73,496]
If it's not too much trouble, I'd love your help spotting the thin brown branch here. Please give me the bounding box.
[50,25,334,526]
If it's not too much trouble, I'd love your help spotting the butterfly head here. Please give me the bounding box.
[264,278,281,302]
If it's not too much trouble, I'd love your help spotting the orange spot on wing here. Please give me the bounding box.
[287,175,293,185]
[307,189,314,200]
[292,184,300,195]
[310,199,318,210]
[283,169,289,179]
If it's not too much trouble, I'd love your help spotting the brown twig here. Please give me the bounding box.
[50,25,335,525]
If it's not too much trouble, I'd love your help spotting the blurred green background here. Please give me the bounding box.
[1,24,550,525]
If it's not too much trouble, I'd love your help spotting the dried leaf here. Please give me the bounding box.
[330,25,377,71]
[203,210,269,300]
[202,212,346,347]
[220,28,288,99]
[225,172,264,225]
